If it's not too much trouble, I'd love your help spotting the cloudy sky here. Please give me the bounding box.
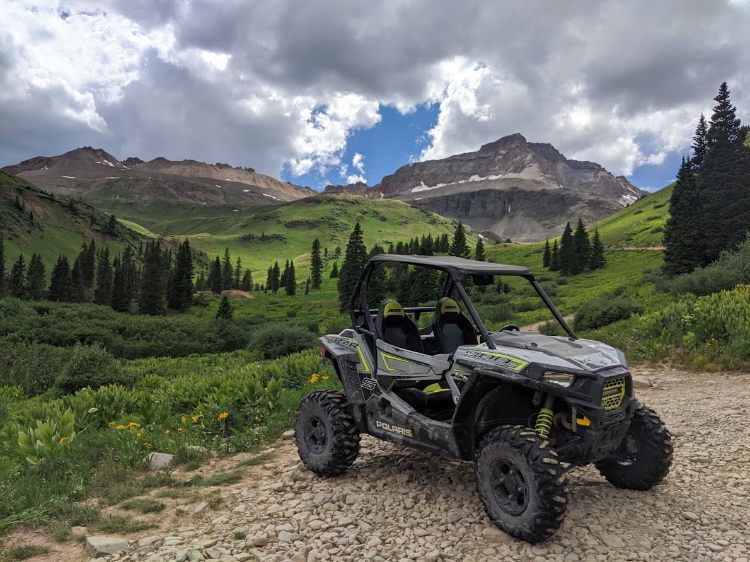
[1,0,749,191]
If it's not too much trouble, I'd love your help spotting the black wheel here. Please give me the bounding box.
[294,391,360,476]
[475,425,568,543]
[595,401,672,490]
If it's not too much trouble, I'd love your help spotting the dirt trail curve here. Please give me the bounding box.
[17,368,750,562]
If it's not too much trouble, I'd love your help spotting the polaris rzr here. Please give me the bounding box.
[294,255,672,543]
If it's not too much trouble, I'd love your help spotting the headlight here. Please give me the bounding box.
[543,371,575,387]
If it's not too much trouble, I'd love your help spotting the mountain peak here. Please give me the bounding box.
[479,133,527,153]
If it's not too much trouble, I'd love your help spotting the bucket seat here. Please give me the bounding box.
[432,297,476,354]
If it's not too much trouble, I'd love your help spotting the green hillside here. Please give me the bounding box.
[483,186,672,321]
[0,172,145,265]
[151,194,459,279]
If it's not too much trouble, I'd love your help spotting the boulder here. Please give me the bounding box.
[86,535,129,557]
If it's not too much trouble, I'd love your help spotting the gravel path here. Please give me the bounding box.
[95,368,750,561]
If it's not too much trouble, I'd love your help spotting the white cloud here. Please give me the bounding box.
[1,0,749,185]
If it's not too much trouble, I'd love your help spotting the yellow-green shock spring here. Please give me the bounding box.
[534,394,555,440]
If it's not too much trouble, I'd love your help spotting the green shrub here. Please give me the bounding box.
[0,342,72,395]
[539,321,565,336]
[665,235,750,296]
[574,295,644,331]
[247,322,318,359]
[55,345,133,393]
[481,303,515,323]
[556,277,568,285]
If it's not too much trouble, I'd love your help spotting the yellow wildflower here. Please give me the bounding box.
[108,421,116,427]
[191,415,200,424]
[217,411,230,422]
[144,443,151,449]
[180,416,187,425]
[164,429,172,436]
[136,432,142,440]
[322,375,329,381]
[59,436,70,445]
[128,421,140,430]
[177,428,184,433]
[115,424,126,431]
[308,373,320,385]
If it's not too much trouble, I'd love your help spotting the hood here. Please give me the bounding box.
[487,331,627,372]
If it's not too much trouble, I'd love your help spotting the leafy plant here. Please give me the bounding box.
[17,409,76,465]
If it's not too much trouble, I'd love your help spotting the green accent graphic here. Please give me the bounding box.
[379,351,414,372]
[357,347,371,374]
[471,351,529,372]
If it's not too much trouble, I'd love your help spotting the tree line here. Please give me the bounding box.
[541,219,605,275]
[664,82,750,275]
[0,237,194,315]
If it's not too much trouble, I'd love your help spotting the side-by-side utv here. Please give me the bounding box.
[294,255,672,542]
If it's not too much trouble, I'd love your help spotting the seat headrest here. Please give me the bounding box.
[438,297,461,315]
[381,300,405,318]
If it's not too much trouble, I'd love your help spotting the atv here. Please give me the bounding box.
[294,255,672,543]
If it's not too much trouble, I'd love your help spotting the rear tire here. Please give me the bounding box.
[595,401,672,490]
[475,425,568,543]
[294,391,360,476]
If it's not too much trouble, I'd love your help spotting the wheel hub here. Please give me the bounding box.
[304,415,328,454]
[490,457,529,515]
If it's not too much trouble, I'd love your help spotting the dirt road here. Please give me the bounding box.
[14,367,750,561]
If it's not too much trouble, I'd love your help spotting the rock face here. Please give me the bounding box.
[2,147,313,211]
[86,535,129,557]
[374,133,645,241]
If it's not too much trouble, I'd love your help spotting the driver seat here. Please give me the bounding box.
[375,299,424,354]
[432,297,476,354]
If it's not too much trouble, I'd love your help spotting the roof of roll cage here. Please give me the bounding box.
[366,254,532,277]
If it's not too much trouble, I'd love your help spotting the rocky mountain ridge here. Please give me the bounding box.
[3,147,313,210]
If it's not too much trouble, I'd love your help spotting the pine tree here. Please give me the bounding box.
[233,257,242,289]
[589,229,606,270]
[285,261,296,295]
[550,240,560,271]
[707,82,741,148]
[9,255,26,298]
[240,270,252,291]
[572,219,591,274]
[208,256,223,293]
[80,240,96,288]
[122,246,137,305]
[194,269,207,292]
[542,239,551,268]
[216,295,233,319]
[310,238,323,289]
[25,253,46,300]
[558,223,575,276]
[49,255,73,302]
[71,257,86,302]
[474,237,486,261]
[105,214,118,235]
[449,222,470,258]
[691,113,709,168]
[305,278,310,295]
[280,260,289,289]
[330,261,339,278]
[338,222,368,308]
[139,240,166,315]
[221,249,233,290]
[0,235,6,297]
[111,256,130,312]
[270,261,281,293]
[168,239,193,311]
[94,248,113,305]
[663,157,703,274]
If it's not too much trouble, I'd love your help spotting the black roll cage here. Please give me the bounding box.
[349,255,577,349]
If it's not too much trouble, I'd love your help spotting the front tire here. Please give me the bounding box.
[595,401,672,490]
[476,425,568,543]
[294,391,360,476]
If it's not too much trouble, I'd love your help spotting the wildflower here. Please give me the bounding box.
[164,429,172,436]
[128,421,140,430]
[136,432,142,439]
[180,416,187,425]
[191,415,200,424]
[144,443,151,449]
[177,428,184,433]
[108,421,116,427]
[322,375,329,381]
[115,424,126,431]
[88,407,99,414]
[217,411,230,422]
[308,373,320,385]
[59,436,70,445]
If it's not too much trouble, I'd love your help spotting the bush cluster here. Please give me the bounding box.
[573,295,644,331]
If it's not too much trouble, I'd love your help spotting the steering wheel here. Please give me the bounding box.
[500,324,520,332]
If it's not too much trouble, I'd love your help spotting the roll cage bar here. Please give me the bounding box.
[349,254,577,348]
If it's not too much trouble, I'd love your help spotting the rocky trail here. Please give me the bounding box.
[7,368,750,562]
